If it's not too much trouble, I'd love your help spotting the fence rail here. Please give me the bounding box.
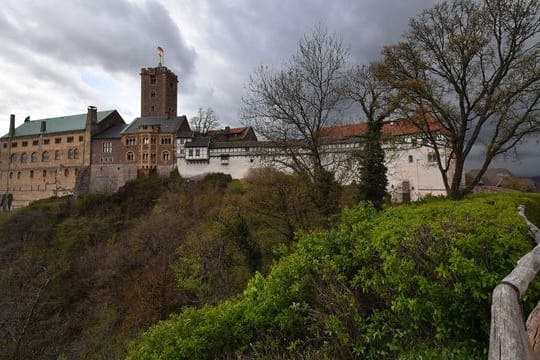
[489,205,540,360]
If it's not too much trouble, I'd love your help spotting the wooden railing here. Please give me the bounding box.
[489,205,540,360]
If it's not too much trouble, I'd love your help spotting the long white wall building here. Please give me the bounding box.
[176,120,454,202]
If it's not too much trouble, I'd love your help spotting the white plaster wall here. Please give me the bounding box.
[176,143,453,202]
[178,155,261,179]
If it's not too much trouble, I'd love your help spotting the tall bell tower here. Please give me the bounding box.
[140,65,178,118]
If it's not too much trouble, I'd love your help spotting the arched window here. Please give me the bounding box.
[31,152,38,162]
[20,153,28,163]
[64,168,69,177]
[162,151,170,161]
[43,170,47,177]
[73,148,79,159]
[30,170,34,178]
[42,151,50,162]
[68,149,74,159]
[55,150,61,160]
[126,151,135,161]
[10,153,17,163]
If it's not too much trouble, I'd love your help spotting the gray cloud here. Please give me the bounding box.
[1,0,537,177]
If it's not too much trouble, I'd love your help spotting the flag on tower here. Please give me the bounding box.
[157,46,164,54]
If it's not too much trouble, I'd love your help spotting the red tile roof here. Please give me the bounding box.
[321,116,446,141]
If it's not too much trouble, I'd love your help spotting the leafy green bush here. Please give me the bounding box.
[128,193,540,359]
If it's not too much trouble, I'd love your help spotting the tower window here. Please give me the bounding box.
[150,75,156,84]
[102,141,113,153]
[150,91,156,97]
[126,151,135,161]
[162,151,170,161]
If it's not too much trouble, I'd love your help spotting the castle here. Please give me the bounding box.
[0,64,452,208]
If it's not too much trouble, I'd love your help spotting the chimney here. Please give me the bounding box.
[86,106,97,127]
[24,116,30,123]
[9,114,15,137]
[40,121,47,133]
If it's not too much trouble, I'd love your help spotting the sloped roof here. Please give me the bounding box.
[185,137,211,147]
[207,127,257,141]
[121,115,189,135]
[1,110,118,138]
[320,117,447,141]
[93,124,128,139]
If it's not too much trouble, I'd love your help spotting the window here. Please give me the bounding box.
[22,141,28,147]
[31,152,38,162]
[2,143,6,148]
[151,106,155,112]
[55,138,61,144]
[68,149,74,159]
[188,149,193,157]
[408,155,413,163]
[221,154,229,165]
[151,136,156,145]
[20,153,28,163]
[79,135,84,142]
[162,151,170,161]
[161,137,171,145]
[10,154,17,163]
[55,150,60,160]
[143,152,149,161]
[17,172,20,179]
[64,168,69,177]
[11,142,17,148]
[102,141,113,153]
[30,170,34,178]
[9,172,12,179]
[67,136,74,143]
[32,140,39,146]
[428,152,437,163]
[126,151,135,161]
[180,138,185,145]
[44,139,50,145]
[151,152,156,161]
[73,148,79,159]
[150,75,156,84]
[125,137,136,146]
[143,137,149,145]
[42,151,50,162]
[43,170,47,177]
[150,91,156,97]
[195,149,200,157]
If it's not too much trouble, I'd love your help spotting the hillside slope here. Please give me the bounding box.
[128,193,540,359]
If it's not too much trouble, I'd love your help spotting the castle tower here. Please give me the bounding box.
[140,66,178,118]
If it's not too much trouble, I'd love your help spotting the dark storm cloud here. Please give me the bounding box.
[1,0,196,80]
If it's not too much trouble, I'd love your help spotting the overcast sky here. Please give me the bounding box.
[0,0,538,176]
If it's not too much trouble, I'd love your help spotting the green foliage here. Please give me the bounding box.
[128,193,540,359]
[357,122,388,210]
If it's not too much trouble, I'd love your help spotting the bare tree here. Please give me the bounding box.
[190,107,220,134]
[380,0,540,199]
[241,26,349,215]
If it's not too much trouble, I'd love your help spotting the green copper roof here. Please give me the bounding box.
[1,110,117,138]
